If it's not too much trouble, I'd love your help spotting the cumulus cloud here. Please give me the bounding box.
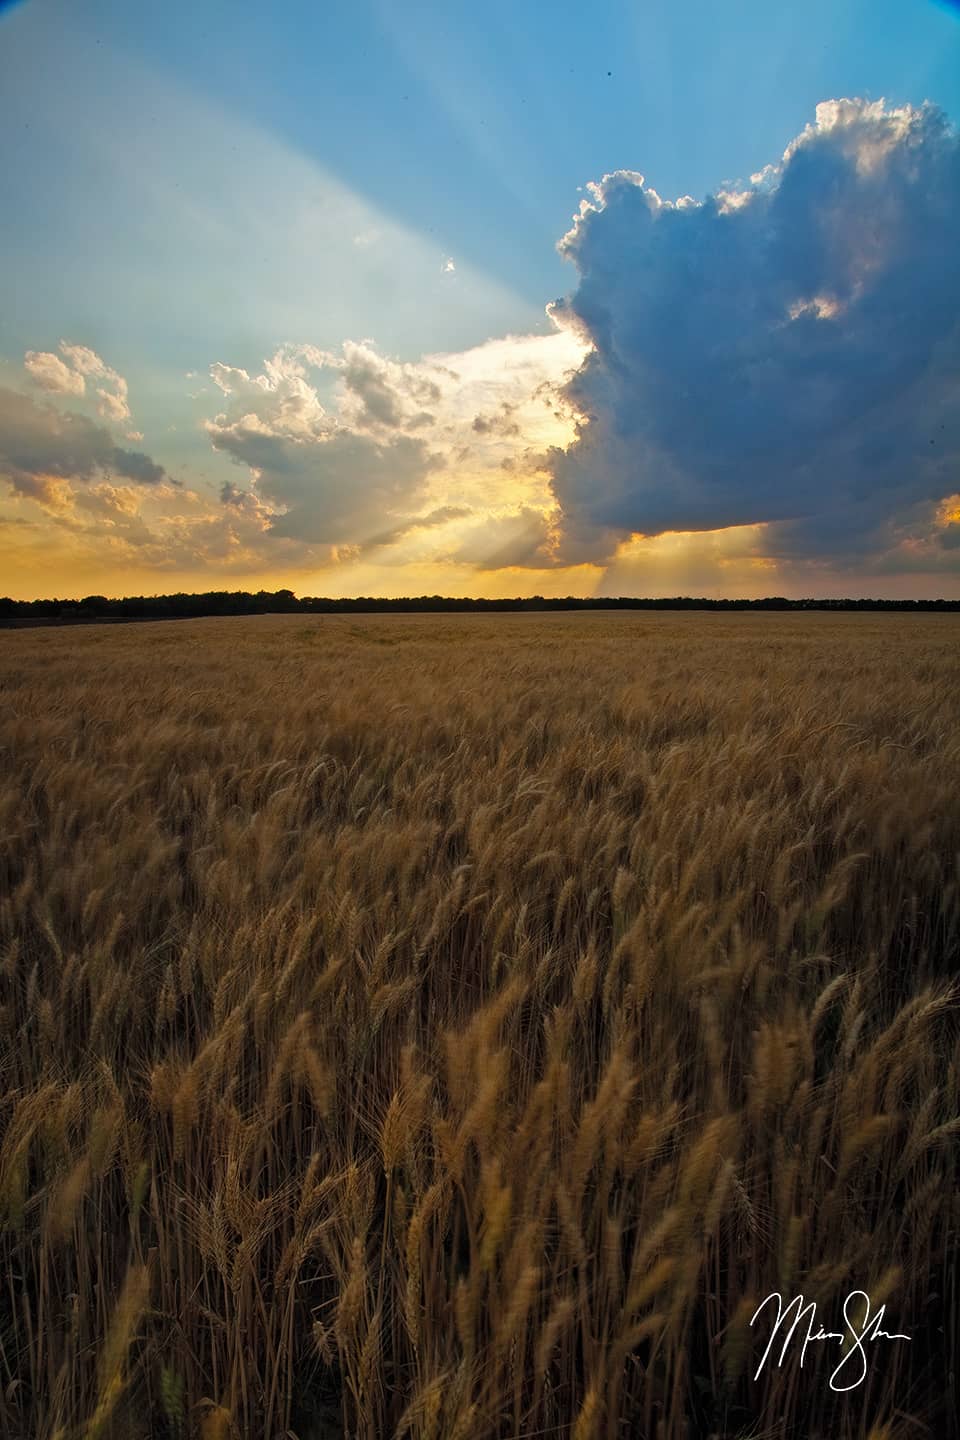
[23,341,132,422]
[203,334,584,560]
[205,346,440,548]
[333,341,445,431]
[547,99,960,567]
[23,350,86,397]
[0,386,167,503]
[3,333,580,582]
[209,347,330,436]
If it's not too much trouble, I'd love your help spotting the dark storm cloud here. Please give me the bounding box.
[547,100,960,563]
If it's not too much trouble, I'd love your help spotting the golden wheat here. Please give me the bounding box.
[0,610,957,1438]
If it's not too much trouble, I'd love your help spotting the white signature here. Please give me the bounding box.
[751,1291,911,1392]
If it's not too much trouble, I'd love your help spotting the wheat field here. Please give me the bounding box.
[0,611,958,1440]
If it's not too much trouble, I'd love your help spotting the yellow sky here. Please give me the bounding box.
[3,322,959,600]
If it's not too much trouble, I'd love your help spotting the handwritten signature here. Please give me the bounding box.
[751,1291,910,1392]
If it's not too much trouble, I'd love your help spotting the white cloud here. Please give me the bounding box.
[201,328,586,562]
[24,350,86,396]
[204,347,437,549]
[209,346,331,438]
[23,341,132,422]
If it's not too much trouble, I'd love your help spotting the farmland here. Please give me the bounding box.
[1,612,958,1438]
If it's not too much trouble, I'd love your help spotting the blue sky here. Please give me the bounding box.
[4,0,958,346]
[1,0,959,597]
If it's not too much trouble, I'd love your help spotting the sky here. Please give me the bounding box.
[1,0,959,599]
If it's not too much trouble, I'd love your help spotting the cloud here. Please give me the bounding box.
[2,333,582,587]
[360,503,473,553]
[209,347,330,436]
[472,405,521,437]
[205,347,440,547]
[210,424,438,548]
[448,506,555,568]
[546,99,960,568]
[24,350,86,397]
[203,334,584,559]
[334,341,444,431]
[23,341,132,422]
[0,386,167,503]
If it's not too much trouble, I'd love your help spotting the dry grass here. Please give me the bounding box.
[0,610,957,1440]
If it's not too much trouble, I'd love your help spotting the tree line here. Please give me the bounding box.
[2,589,959,624]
